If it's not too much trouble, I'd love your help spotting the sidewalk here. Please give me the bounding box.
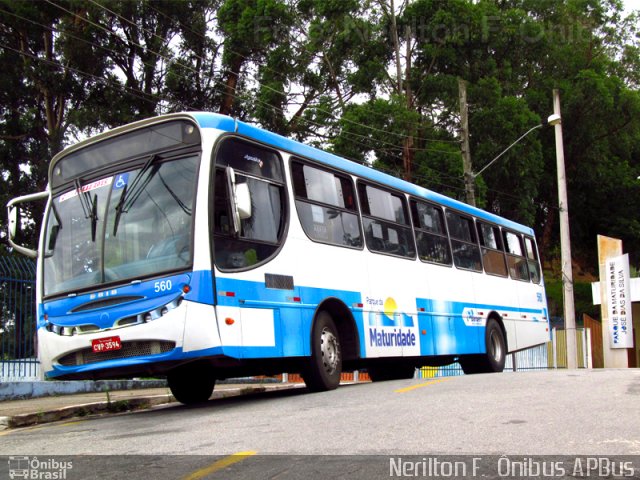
[0,383,299,431]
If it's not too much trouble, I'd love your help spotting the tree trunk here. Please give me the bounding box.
[220,54,244,116]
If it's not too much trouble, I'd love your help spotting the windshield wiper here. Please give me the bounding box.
[74,179,98,242]
[113,154,160,236]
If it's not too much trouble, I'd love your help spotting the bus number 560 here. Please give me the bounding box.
[154,280,172,293]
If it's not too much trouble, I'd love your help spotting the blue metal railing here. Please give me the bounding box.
[0,256,38,380]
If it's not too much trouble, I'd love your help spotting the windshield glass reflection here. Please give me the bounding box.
[43,155,199,297]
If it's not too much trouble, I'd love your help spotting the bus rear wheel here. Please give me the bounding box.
[168,363,216,404]
[303,311,342,392]
[459,319,506,374]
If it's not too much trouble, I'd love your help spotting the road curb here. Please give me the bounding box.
[0,379,168,402]
[0,384,299,431]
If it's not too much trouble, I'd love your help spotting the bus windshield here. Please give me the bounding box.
[43,154,199,297]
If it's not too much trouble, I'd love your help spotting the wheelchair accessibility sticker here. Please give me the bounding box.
[113,173,129,189]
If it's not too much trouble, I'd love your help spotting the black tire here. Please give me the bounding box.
[368,363,416,382]
[303,311,342,392]
[167,363,216,405]
[459,319,506,374]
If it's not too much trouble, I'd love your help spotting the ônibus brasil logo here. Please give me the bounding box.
[8,456,73,480]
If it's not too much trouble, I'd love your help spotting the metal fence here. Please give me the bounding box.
[418,328,591,379]
[0,256,38,380]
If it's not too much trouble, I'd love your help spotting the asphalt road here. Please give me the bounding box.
[1,369,639,479]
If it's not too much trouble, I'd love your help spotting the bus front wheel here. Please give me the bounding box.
[168,363,216,404]
[303,311,342,392]
[459,319,506,374]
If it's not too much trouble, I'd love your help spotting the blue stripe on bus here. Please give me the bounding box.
[190,112,534,235]
[44,345,225,379]
[214,275,546,359]
[42,271,547,378]
[41,273,193,330]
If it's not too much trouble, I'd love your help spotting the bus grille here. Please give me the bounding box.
[57,340,176,367]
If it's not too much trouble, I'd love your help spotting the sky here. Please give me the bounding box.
[624,0,640,13]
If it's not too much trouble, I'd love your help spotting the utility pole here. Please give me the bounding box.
[403,26,414,182]
[553,88,578,369]
[458,78,476,206]
[389,0,402,96]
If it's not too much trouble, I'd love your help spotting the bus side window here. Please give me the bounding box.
[477,221,508,277]
[213,138,286,270]
[410,200,451,265]
[291,161,363,248]
[503,231,529,281]
[524,236,542,284]
[358,182,415,259]
[445,211,482,272]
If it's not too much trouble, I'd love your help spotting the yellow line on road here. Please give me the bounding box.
[182,451,257,480]
[394,378,450,393]
[58,420,87,427]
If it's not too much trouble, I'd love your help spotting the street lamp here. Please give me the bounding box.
[470,113,561,179]
[465,101,578,370]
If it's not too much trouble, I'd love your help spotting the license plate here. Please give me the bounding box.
[92,336,122,353]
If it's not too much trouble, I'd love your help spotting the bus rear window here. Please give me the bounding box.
[524,236,542,284]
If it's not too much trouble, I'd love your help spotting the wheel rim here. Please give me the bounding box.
[489,328,503,362]
[320,326,340,375]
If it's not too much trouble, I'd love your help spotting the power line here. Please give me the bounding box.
[1,40,532,214]
[0,42,174,112]
[95,0,460,146]
[38,0,461,162]
[3,2,534,206]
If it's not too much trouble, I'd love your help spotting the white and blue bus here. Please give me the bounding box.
[7,112,550,403]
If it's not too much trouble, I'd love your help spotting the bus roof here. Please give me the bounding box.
[191,112,534,236]
[51,111,534,235]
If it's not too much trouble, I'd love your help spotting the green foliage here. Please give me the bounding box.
[0,0,638,271]
[544,278,599,323]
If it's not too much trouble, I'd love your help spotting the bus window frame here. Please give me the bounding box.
[210,135,289,273]
[445,209,483,273]
[42,148,202,300]
[356,180,416,260]
[524,235,542,284]
[476,220,509,278]
[290,158,364,251]
[503,229,530,282]
[409,198,453,267]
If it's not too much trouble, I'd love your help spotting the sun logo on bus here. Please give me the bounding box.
[383,297,398,322]
[367,297,414,327]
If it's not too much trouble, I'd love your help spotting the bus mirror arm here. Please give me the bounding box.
[7,190,49,258]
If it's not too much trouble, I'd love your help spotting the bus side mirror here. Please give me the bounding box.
[226,167,252,235]
[8,205,18,238]
[235,182,252,220]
